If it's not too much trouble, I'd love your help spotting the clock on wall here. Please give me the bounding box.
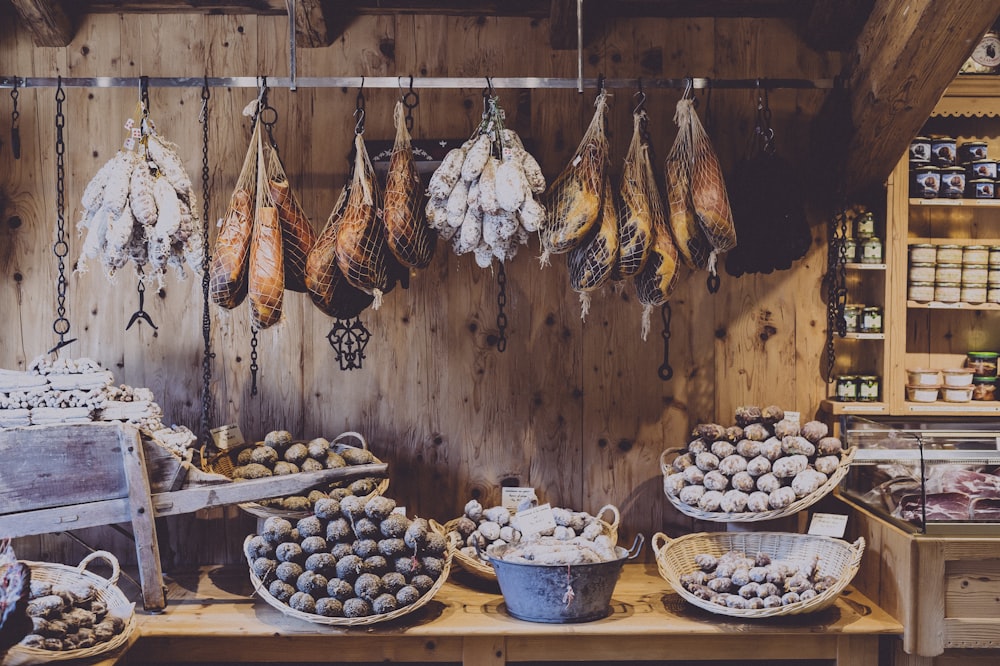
[961,31,1000,74]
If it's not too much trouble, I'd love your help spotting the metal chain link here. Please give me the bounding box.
[250,327,259,396]
[10,77,20,159]
[199,78,215,444]
[402,75,418,131]
[823,202,850,383]
[48,77,76,354]
[657,303,673,381]
[496,263,508,353]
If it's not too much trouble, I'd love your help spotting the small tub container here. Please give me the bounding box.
[843,305,862,333]
[932,136,958,167]
[906,385,940,403]
[910,136,932,164]
[989,247,1000,268]
[989,270,1000,287]
[962,265,989,285]
[989,288,1000,304]
[943,368,976,387]
[861,236,883,264]
[970,179,996,199]
[909,263,936,283]
[962,285,987,304]
[913,165,941,198]
[959,140,989,163]
[967,351,999,377]
[908,282,935,302]
[937,245,964,264]
[909,244,938,264]
[857,375,880,402]
[972,377,996,401]
[854,212,876,238]
[860,306,883,333]
[964,246,991,266]
[935,263,963,283]
[942,386,974,403]
[907,368,942,386]
[969,159,997,180]
[939,167,966,198]
[935,283,961,303]
[836,375,858,402]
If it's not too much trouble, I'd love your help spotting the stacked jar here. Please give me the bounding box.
[909,136,996,199]
[967,351,999,401]
[989,246,1000,303]
[907,244,990,304]
[961,245,989,304]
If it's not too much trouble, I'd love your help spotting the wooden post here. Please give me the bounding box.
[118,425,167,612]
[7,0,75,47]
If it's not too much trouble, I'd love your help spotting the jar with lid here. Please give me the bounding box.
[939,166,966,198]
[908,282,935,302]
[989,288,1000,304]
[908,264,936,283]
[962,286,987,304]
[840,238,858,262]
[909,244,937,264]
[962,264,988,286]
[990,247,1000,268]
[935,263,963,283]
[860,307,883,333]
[932,136,957,167]
[964,245,990,265]
[843,305,862,332]
[861,236,883,264]
[959,140,989,163]
[972,377,997,401]
[968,159,997,180]
[967,351,999,377]
[989,270,1000,287]
[910,136,932,164]
[912,165,940,198]
[857,376,880,402]
[970,179,995,199]
[836,376,858,402]
[937,245,964,264]
[854,212,876,238]
[935,283,961,303]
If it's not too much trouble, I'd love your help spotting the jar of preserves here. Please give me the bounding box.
[861,236,883,264]
[913,165,940,198]
[968,159,997,180]
[935,283,961,303]
[910,136,932,164]
[843,305,862,332]
[972,376,997,401]
[962,264,989,286]
[962,285,987,304]
[908,282,935,302]
[989,288,1000,304]
[909,244,937,264]
[967,351,999,377]
[840,238,858,262]
[989,270,1000,287]
[908,263,936,283]
[970,179,995,199]
[959,140,989,163]
[836,376,858,402]
[860,307,883,333]
[932,136,957,167]
[935,263,963,283]
[857,376,880,402]
[964,245,990,265]
[990,246,1000,268]
[937,245,964,264]
[854,211,876,237]
[939,166,966,198]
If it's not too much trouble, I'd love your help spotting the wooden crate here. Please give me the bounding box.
[838,494,1000,659]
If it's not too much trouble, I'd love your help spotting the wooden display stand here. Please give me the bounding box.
[0,422,386,612]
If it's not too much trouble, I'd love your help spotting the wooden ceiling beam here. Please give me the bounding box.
[821,0,1000,197]
[8,0,76,47]
[291,0,333,47]
[802,0,873,52]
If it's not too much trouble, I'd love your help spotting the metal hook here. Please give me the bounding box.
[633,78,646,114]
[597,73,606,93]
[354,77,366,134]
[482,76,495,99]
[682,76,693,100]
[126,278,158,331]
[401,74,419,131]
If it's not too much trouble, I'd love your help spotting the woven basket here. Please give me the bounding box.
[652,531,864,618]
[208,431,389,520]
[7,551,136,663]
[432,504,620,582]
[243,535,451,626]
[660,446,856,523]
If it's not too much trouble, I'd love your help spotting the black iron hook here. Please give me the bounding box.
[633,77,646,114]
[354,76,366,134]
[126,279,158,331]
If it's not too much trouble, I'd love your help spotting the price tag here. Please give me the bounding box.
[784,411,801,426]
[210,424,245,450]
[502,487,538,513]
[807,512,848,538]
[392,507,406,516]
[512,503,557,537]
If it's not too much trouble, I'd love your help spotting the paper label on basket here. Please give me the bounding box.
[784,411,801,426]
[807,512,848,538]
[512,503,557,536]
[502,487,538,513]
[210,424,245,450]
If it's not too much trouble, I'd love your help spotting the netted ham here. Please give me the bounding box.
[539,90,609,264]
[568,174,618,319]
[635,211,681,340]
[334,133,391,308]
[248,203,285,329]
[306,187,376,318]
[384,101,435,269]
[616,110,656,278]
[211,122,260,308]
[266,147,316,292]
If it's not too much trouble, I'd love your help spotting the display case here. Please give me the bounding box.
[838,415,1000,535]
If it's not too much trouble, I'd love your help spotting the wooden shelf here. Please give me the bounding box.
[842,332,886,340]
[907,237,1000,246]
[907,300,1000,310]
[846,262,886,270]
[909,198,1000,207]
[899,400,1000,415]
[820,399,889,415]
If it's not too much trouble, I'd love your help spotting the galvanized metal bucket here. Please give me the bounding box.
[484,534,644,623]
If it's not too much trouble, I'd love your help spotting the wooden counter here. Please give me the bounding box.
[123,563,901,665]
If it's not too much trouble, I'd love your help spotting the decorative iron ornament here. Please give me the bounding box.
[327,317,371,371]
[658,303,673,381]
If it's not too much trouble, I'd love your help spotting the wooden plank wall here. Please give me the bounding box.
[0,13,839,566]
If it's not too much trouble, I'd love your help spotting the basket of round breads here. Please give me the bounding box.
[9,551,136,662]
[244,492,451,626]
[652,531,865,618]
[661,405,855,522]
[209,430,389,520]
[431,500,620,581]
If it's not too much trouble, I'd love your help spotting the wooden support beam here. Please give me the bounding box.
[803,0,873,52]
[549,0,578,50]
[292,0,333,48]
[8,0,75,47]
[817,0,1000,197]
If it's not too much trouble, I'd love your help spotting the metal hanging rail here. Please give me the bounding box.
[0,76,839,91]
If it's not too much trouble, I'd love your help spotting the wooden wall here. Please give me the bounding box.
[0,12,840,567]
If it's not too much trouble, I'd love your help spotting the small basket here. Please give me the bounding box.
[243,535,451,626]
[8,551,136,663]
[432,504,620,582]
[660,447,857,523]
[652,531,864,618]
[208,431,389,520]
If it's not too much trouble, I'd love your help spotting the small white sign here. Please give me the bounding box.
[512,503,557,537]
[784,411,801,426]
[210,424,245,450]
[502,487,538,513]
[807,512,848,538]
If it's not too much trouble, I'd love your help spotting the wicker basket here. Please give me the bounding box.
[431,504,621,582]
[243,535,451,626]
[208,431,390,520]
[7,551,136,664]
[660,446,857,523]
[652,531,864,618]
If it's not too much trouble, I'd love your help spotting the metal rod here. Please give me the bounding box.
[576,0,583,93]
[0,75,839,90]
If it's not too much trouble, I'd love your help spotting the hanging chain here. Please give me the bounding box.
[657,303,673,381]
[48,77,76,354]
[125,77,157,331]
[823,201,850,383]
[250,327,260,396]
[402,75,418,131]
[10,77,21,159]
[199,77,214,444]
[496,263,508,353]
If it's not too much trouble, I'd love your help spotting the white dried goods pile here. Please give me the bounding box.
[425,96,545,268]
[77,116,202,284]
[246,497,448,619]
[19,577,125,651]
[663,405,845,515]
[679,548,838,610]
